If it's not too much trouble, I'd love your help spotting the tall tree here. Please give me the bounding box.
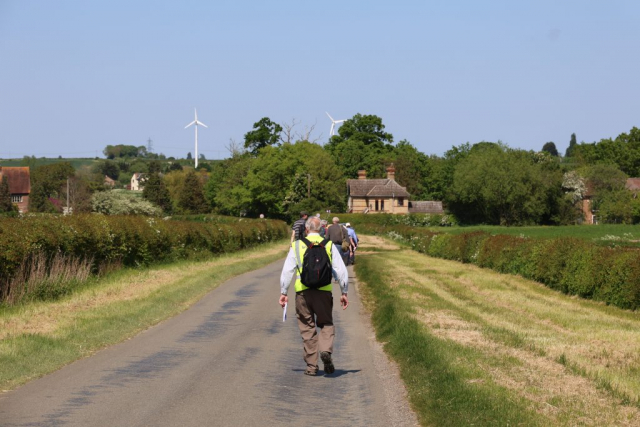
[447,144,560,225]
[542,141,559,156]
[0,175,14,213]
[565,133,577,157]
[29,162,75,212]
[244,117,283,155]
[187,152,193,160]
[143,172,173,213]
[178,170,208,214]
[325,114,395,178]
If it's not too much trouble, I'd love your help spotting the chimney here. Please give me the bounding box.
[386,164,396,181]
[357,170,367,180]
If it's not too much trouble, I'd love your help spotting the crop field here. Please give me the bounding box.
[356,235,640,426]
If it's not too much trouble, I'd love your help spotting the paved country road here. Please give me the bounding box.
[0,259,418,427]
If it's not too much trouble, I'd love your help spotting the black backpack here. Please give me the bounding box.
[298,237,333,288]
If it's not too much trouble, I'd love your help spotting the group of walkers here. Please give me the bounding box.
[290,211,358,266]
[279,211,359,377]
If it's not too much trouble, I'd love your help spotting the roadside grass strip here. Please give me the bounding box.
[355,235,640,427]
[0,240,289,391]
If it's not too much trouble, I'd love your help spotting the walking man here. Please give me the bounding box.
[326,216,349,265]
[346,223,358,265]
[291,211,308,242]
[279,216,349,376]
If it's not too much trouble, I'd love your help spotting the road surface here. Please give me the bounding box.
[0,259,417,427]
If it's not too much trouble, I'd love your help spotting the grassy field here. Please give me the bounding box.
[0,240,289,391]
[355,235,640,426]
[430,224,640,246]
[0,158,99,170]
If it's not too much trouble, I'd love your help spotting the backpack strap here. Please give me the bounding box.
[300,237,312,248]
[320,237,331,247]
[294,239,303,274]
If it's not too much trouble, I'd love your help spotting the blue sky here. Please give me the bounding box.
[1,0,638,160]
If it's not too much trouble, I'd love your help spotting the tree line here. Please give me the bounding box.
[2,115,639,225]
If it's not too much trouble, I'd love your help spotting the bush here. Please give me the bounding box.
[0,214,289,303]
[92,190,162,216]
[359,223,640,311]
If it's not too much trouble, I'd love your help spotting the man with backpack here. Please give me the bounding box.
[326,216,350,265]
[279,216,349,376]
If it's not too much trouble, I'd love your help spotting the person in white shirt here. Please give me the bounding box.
[279,216,349,376]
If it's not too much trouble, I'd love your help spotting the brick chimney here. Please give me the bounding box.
[357,170,367,180]
[386,164,396,181]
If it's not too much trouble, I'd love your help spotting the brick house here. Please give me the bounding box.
[0,166,31,213]
[347,166,410,213]
[346,164,444,215]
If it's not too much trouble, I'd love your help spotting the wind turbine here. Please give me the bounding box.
[185,108,208,169]
[326,112,345,137]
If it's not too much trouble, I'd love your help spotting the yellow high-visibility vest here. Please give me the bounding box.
[292,233,333,292]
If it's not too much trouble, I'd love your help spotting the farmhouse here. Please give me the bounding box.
[130,173,147,191]
[346,164,444,215]
[0,166,31,213]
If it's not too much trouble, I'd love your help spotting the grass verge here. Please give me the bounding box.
[0,240,289,391]
[355,235,640,426]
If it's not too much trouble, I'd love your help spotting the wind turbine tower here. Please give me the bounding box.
[326,112,345,137]
[185,108,208,169]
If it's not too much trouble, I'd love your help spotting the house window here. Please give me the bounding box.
[381,200,385,211]
[398,197,404,206]
[11,195,22,203]
[375,200,379,211]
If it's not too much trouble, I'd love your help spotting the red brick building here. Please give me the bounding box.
[0,167,31,213]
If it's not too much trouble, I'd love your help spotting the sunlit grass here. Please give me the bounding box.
[356,235,640,426]
[0,240,289,390]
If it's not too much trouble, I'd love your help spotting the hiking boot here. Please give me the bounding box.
[320,351,335,374]
[304,367,318,376]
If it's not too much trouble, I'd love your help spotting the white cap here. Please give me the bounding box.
[345,222,351,227]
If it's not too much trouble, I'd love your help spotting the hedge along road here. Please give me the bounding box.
[0,258,418,426]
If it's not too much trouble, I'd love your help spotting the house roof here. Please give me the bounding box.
[347,178,410,198]
[0,167,30,194]
[408,201,444,214]
[626,178,640,191]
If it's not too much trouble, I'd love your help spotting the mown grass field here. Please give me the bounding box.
[355,235,640,426]
[427,224,640,246]
[0,240,289,391]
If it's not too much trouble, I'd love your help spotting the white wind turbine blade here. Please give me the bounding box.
[335,119,345,124]
[185,120,196,128]
[196,121,208,128]
[330,122,336,136]
[326,112,335,123]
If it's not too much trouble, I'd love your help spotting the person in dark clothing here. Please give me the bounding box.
[326,217,349,265]
[291,211,308,242]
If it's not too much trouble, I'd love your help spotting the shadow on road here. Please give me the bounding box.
[291,369,361,378]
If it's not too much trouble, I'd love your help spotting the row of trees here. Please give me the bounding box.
[8,113,640,225]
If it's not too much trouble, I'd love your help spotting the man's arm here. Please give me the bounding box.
[331,244,348,293]
[279,247,298,307]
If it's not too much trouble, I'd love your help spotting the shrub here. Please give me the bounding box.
[357,223,640,311]
[0,214,289,304]
[92,191,162,216]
